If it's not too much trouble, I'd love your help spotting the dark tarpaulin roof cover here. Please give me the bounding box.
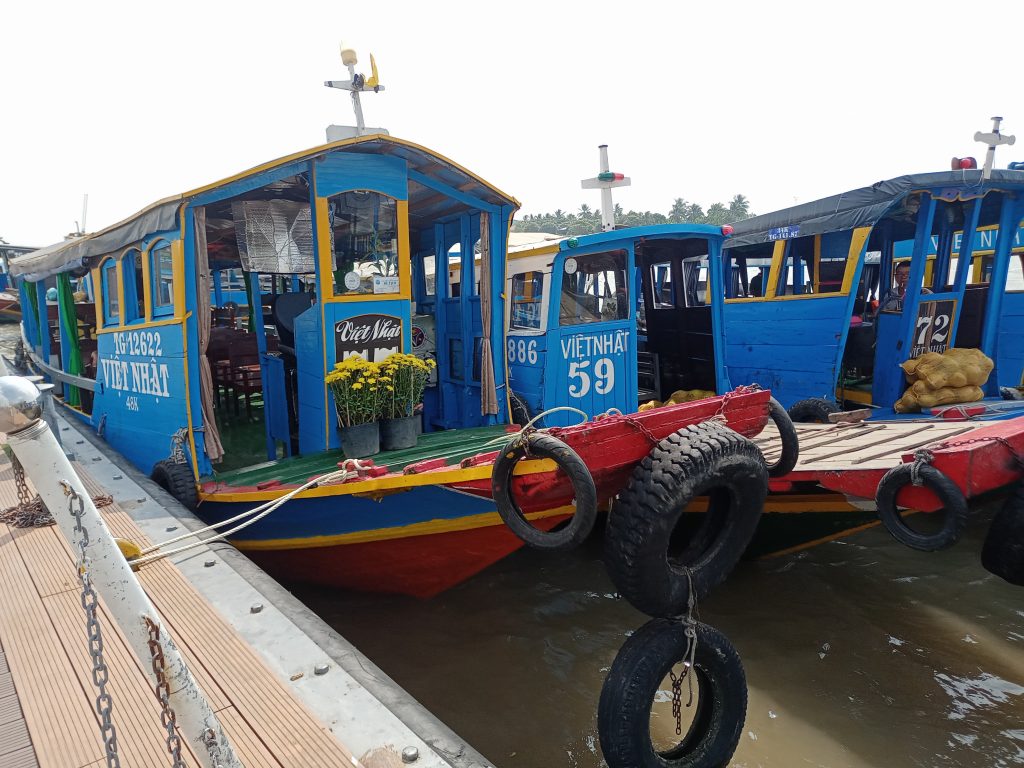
[724,169,1024,249]
[10,197,182,282]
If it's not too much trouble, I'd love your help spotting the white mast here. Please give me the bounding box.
[580,145,631,231]
[975,116,1016,180]
[324,44,387,141]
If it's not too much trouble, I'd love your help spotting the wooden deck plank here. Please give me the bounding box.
[9,525,78,598]
[0,525,102,768]
[71,467,355,767]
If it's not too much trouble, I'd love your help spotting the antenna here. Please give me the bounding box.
[974,116,1016,180]
[324,44,387,141]
[580,145,631,231]
[81,194,88,234]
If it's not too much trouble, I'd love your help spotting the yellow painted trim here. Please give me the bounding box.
[183,134,520,212]
[115,255,126,329]
[171,239,185,318]
[841,226,870,295]
[765,240,785,299]
[95,315,184,334]
[396,199,411,300]
[812,235,821,293]
[139,244,152,322]
[199,457,559,504]
[231,504,575,550]
[90,266,103,329]
[509,243,560,260]
[316,194,336,302]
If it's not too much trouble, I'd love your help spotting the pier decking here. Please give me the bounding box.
[0,459,361,768]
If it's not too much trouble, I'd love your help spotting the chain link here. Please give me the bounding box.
[924,435,1024,470]
[0,454,54,528]
[667,568,700,736]
[145,617,187,768]
[61,480,120,768]
[169,428,189,465]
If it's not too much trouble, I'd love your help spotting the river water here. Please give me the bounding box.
[4,322,1020,767]
[293,510,1024,768]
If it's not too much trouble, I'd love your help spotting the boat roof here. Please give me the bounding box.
[724,169,1024,249]
[11,134,520,282]
[508,223,726,258]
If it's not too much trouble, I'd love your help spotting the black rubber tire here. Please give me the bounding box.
[981,482,1024,586]
[598,618,747,768]
[765,397,799,478]
[151,459,199,511]
[491,432,598,551]
[875,463,968,551]
[787,397,840,424]
[604,422,768,618]
[509,391,531,427]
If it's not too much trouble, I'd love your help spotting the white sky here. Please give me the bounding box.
[2,1,1021,247]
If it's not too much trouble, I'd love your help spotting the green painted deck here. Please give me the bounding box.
[209,425,512,488]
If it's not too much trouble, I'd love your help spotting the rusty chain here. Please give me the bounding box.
[145,616,188,768]
[667,568,700,736]
[0,454,54,527]
[62,480,121,768]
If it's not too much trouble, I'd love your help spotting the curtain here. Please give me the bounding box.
[23,280,39,346]
[195,208,225,462]
[478,213,498,415]
[56,273,82,406]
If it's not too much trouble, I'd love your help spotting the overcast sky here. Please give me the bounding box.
[3,1,1021,247]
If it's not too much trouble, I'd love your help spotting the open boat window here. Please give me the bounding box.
[510,270,545,330]
[150,240,174,316]
[776,237,814,296]
[421,253,436,296]
[122,248,145,323]
[100,258,119,327]
[681,257,710,306]
[328,190,399,296]
[816,230,853,294]
[725,242,773,298]
[649,261,676,308]
[559,249,627,326]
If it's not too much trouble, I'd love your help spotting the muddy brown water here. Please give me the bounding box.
[293,510,1023,768]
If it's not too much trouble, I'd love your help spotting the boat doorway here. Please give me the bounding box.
[636,237,720,402]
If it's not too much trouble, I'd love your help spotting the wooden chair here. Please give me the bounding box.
[228,336,262,418]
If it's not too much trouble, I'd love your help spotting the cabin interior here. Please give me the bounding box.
[635,237,717,401]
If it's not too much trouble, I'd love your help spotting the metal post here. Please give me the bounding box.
[34,382,64,453]
[0,376,241,768]
[598,145,614,232]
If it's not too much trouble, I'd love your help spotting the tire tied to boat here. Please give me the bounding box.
[875,453,969,551]
[490,431,598,551]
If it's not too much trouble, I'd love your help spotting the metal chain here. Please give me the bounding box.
[668,568,700,736]
[61,480,120,768]
[922,435,1024,470]
[145,617,187,768]
[910,449,935,486]
[169,428,189,465]
[0,454,54,528]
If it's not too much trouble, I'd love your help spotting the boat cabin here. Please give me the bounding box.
[11,136,519,479]
[503,224,732,426]
[723,171,1024,411]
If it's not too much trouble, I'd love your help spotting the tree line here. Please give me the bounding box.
[513,194,754,234]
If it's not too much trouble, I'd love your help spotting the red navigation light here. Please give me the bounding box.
[951,156,978,170]
[721,224,734,236]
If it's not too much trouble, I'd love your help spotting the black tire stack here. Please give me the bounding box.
[598,420,769,768]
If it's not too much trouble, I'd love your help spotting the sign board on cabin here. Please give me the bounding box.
[910,298,957,358]
[335,313,403,363]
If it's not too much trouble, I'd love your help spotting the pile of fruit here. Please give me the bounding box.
[894,348,993,413]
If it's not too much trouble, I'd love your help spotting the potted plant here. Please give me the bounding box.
[378,353,435,450]
[327,355,384,458]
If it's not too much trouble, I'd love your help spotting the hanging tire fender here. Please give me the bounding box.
[764,396,799,477]
[604,421,768,618]
[491,431,598,551]
[981,481,1024,586]
[787,397,839,424]
[151,459,199,511]
[598,618,747,768]
[875,462,968,551]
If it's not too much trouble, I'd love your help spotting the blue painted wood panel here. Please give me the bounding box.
[91,323,189,474]
[314,154,408,200]
[723,295,851,408]
[997,292,1024,388]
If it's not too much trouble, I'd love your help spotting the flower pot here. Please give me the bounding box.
[380,415,418,451]
[339,421,380,459]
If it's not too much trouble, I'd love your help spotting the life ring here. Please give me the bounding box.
[151,459,199,511]
[765,396,799,477]
[604,421,768,618]
[491,432,597,551]
[875,462,968,551]
[787,397,839,424]
[981,481,1024,586]
[598,618,747,768]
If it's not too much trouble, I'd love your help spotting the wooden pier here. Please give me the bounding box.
[0,459,362,768]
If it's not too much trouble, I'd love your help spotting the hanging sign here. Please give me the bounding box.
[335,314,403,362]
[910,298,957,357]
